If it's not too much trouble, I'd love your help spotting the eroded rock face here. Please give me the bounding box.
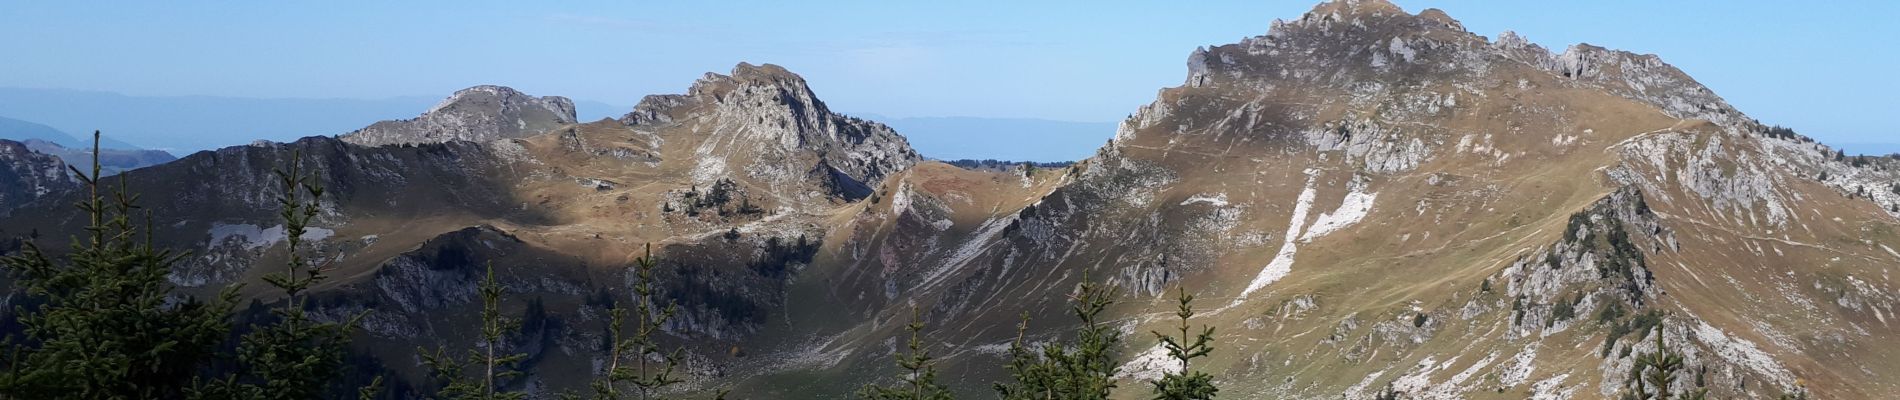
[1495,37,1742,128]
[0,139,76,215]
[340,85,577,147]
[1498,187,1669,334]
[623,63,920,202]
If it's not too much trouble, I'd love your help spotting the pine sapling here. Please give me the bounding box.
[856,306,952,400]
[993,279,1122,400]
[592,244,685,400]
[1619,322,1708,400]
[1150,286,1216,400]
[420,263,527,400]
[218,150,380,399]
[994,312,1052,400]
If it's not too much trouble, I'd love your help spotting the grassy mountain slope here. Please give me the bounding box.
[1,2,1895,398]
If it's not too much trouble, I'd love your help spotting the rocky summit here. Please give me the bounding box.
[340,85,579,147]
[0,1,1895,399]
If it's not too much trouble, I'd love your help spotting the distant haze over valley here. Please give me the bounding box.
[850,115,1115,162]
[0,86,1131,162]
[0,87,627,153]
[3,87,1890,161]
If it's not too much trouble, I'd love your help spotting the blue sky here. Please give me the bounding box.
[0,1,1894,152]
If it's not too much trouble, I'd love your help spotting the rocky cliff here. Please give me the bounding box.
[624,63,919,202]
[0,139,76,216]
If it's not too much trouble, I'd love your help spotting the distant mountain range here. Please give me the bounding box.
[0,86,1127,163]
[1837,142,1900,156]
[19,139,176,176]
[0,116,176,174]
[0,87,627,153]
[0,116,142,150]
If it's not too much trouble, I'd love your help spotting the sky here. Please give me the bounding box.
[0,1,1894,153]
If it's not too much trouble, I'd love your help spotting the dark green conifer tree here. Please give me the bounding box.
[419,263,527,400]
[0,132,238,399]
[1149,286,1216,400]
[856,306,952,400]
[196,150,380,399]
[1619,323,1708,400]
[589,244,685,400]
[993,279,1122,400]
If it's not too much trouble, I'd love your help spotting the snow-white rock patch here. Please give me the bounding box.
[1303,188,1376,241]
[1499,342,1539,387]
[1180,193,1230,207]
[208,223,334,251]
[1238,171,1320,299]
[1115,343,1181,382]
[1693,320,1795,388]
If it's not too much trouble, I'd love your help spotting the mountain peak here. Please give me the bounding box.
[1183,0,1486,90]
[687,62,819,105]
[1177,3,1740,132]
[620,62,917,201]
[340,85,577,147]
[623,63,819,127]
[1306,0,1405,17]
[426,85,569,115]
[1285,0,1475,39]
[727,62,803,83]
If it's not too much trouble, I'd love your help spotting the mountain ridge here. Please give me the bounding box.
[0,1,1895,398]
[777,1,1897,397]
[0,115,144,150]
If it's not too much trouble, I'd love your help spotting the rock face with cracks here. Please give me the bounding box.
[0,139,77,216]
[622,62,920,203]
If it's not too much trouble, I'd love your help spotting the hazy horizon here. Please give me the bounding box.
[1,0,1895,158]
[5,83,1899,159]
